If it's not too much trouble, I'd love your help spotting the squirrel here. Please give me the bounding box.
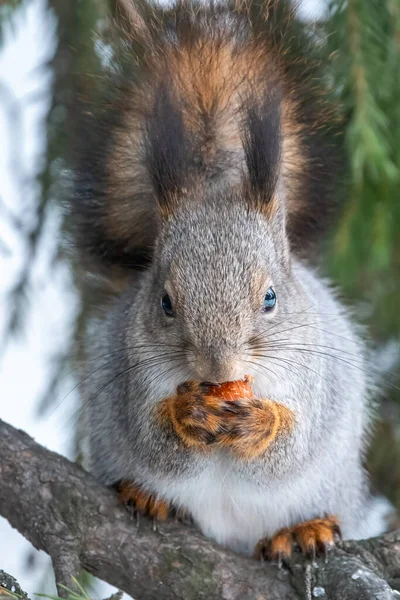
[69,0,388,559]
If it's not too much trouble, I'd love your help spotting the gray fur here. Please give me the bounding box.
[82,183,381,554]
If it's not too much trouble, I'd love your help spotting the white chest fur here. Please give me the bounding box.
[150,444,383,554]
[153,454,308,554]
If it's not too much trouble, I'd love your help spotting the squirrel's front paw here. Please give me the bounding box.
[161,381,233,449]
[159,381,293,457]
[215,397,294,460]
[254,516,341,563]
[118,480,170,520]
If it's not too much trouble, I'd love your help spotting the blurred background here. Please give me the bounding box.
[0,0,399,596]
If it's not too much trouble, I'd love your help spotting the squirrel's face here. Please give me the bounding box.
[145,196,293,384]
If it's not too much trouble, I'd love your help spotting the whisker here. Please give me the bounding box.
[267,317,344,340]
[249,305,317,344]
[243,357,286,385]
[264,339,384,372]
[256,353,337,393]
[306,324,373,352]
[266,347,400,393]
[255,341,367,365]
[63,340,193,382]
[146,359,196,389]
[51,348,191,416]
[250,313,346,349]
[73,354,190,421]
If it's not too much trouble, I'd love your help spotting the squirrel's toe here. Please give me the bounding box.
[117,480,170,521]
[255,516,341,563]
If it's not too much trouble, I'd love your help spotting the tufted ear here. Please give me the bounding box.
[242,91,282,212]
[143,84,193,214]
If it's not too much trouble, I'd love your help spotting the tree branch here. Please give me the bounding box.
[0,569,30,600]
[0,418,399,600]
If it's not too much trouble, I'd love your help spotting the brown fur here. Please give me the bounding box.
[105,39,282,213]
[107,39,296,212]
[71,0,342,281]
[255,516,341,560]
[157,381,294,460]
[118,480,170,519]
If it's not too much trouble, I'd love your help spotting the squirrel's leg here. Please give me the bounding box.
[158,381,294,459]
[117,481,192,523]
[117,480,170,520]
[254,516,341,562]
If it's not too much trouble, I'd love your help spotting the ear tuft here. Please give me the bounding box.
[144,83,192,211]
[242,91,282,204]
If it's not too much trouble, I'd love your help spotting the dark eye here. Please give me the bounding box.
[263,287,276,312]
[161,293,174,317]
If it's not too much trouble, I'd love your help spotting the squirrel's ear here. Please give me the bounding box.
[144,84,192,215]
[242,91,282,213]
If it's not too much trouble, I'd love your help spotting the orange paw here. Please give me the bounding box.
[158,381,294,459]
[118,480,170,520]
[215,397,294,460]
[158,381,234,449]
[255,516,341,562]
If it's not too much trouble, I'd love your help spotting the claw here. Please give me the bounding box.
[310,544,316,563]
[256,517,341,563]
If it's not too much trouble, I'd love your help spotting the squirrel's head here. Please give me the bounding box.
[139,85,297,383]
[148,195,291,383]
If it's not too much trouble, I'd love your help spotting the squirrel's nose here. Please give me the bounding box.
[195,354,243,384]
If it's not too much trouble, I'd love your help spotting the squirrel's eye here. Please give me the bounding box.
[161,293,174,317]
[263,287,276,312]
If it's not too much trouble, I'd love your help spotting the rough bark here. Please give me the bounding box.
[0,418,399,600]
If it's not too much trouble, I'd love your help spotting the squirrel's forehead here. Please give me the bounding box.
[164,219,269,270]
[158,202,281,287]
[162,219,276,293]
[163,202,269,249]
[164,238,272,316]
